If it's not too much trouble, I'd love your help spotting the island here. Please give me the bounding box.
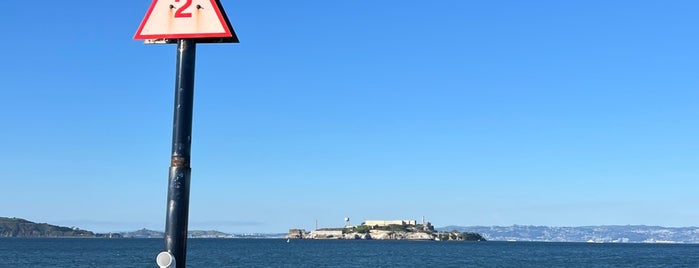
[288,219,485,241]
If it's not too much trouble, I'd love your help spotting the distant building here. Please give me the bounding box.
[362,220,417,227]
[310,229,343,239]
[422,221,434,231]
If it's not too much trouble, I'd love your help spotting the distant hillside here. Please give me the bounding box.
[120,228,164,238]
[119,229,234,238]
[119,229,277,238]
[188,230,234,238]
[438,225,699,243]
[0,217,96,238]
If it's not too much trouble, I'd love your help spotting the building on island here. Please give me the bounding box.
[310,229,343,239]
[362,219,433,231]
[362,220,417,227]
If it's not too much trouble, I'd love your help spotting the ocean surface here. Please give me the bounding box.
[1,238,698,267]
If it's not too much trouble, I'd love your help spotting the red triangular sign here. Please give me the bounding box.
[134,0,238,42]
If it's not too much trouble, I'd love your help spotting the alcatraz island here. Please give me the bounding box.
[288,218,486,241]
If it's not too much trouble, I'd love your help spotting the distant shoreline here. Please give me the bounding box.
[3,217,698,243]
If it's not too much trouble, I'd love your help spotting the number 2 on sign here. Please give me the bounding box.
[174,0,193,18]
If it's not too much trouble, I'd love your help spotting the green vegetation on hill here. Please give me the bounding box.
[0,217,96,238]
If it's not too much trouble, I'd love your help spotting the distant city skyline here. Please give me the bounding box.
[2,1,698,233]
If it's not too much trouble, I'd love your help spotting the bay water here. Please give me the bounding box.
[1,238,698,267]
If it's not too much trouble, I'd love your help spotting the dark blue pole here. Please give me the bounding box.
[164,38,196,268]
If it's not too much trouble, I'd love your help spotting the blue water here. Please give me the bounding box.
[1,238,698,267]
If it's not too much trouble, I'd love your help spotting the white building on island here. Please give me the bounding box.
[362,220,417,227]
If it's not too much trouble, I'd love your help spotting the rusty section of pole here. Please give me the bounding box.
[171,156,190,167]
[164,38,197,268]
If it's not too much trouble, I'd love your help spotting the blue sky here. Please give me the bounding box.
[2,1,698,233]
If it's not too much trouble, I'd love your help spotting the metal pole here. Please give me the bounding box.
[164,38,197,268]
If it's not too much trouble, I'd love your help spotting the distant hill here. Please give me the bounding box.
[0,217,258,239]
[120,228,164,238]
[188,230,234,238]
[438,225,699,243]
[119,229,283,238]
[119,229,233,238]
[0,217,96,238]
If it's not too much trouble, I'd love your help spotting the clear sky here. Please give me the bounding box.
[2,1,698,233]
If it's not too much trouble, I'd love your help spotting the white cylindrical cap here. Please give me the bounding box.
[156,251,176,268]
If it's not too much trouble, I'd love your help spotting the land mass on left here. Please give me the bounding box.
[0,217,116,238]
[0,217,282,238]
